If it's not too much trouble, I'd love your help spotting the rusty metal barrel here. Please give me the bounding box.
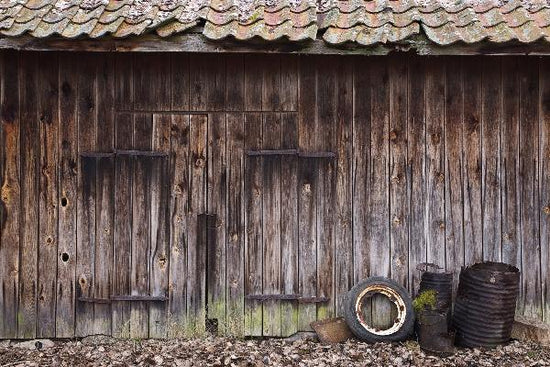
[453,262,520,348]
[419,271,453,311]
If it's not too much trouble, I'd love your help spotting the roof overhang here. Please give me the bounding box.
[2,32,550,55]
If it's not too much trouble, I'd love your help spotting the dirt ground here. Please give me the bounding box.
[0,336,549,367]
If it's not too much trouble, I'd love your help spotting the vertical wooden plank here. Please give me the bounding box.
[444,58,464,296]
[389,57,409,289]
[18,53,39,339]
[167,114,189,336]
[206,56,226,111]
[207,112,226,331]
[76,156,96,338]
[171,54,190,111]
[481,58,502,262]
[334,59,353,316]
[262,56,281,112]
[37,53,59,338]
[112,154,131,338]
[280,113,299,336]
[519,58,541,320]
[112,113,133,338]
[353,57,371,286]
[316,56,336,320]
[150,115,171,338]
[130,114,153,338]
[462,58,483,266]
[425,58,446,270]
[540,58,550,323]
[297,56,317,331]
[244,113,263,336]
[226,55,244,111]
[94,156,114,336]
[148,154,169,338]
[280,55,298,112]
[190,55,225,111]
[134,54,171,111]
[0,51,20,338]
[94,54,115,336]
[115,54,133,111]
[368,58,391,328]
[56,57,78,338]
[187,114,208,332]
[226,112,245,336]
[407,57,426,295]
[75,56,97,338]
[261,112,282,336]
[244,55,263,111]
[501,58,520,270]
[130,154,151,338]
[298,157,317,331]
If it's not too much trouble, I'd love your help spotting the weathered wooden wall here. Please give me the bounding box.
[0,52,549,339]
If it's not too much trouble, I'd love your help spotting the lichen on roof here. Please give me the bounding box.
[0,0,549,46]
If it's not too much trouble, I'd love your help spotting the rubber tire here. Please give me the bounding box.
[344,276,415,343]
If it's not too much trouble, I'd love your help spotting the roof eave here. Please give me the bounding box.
[1,33,550,56]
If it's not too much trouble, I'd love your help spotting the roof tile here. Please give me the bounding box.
[0,0,549,47]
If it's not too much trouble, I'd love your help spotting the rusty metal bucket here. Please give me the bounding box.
[453,262,520,348]
[417,310,456,356]
[310,317,353,343]
[419,271,453,311]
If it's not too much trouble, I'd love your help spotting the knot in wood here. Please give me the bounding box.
[195,157,205,168]
[303,183,311,194]
[45,236,54,245]
[1,184,10,203]
[391,174,401,184]
[431,133,441,145]
[437,172,445,183]
[173,183,183,195]
[392,216,401,226]
[439,221,445,230]
[158,256,167,267]
[543,206,550,215]
[389,130,398,141]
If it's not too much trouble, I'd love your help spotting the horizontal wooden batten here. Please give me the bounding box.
[78,295,168,303]
[246,149,336,158]
[245,295,330,303]
[80,150,169,157]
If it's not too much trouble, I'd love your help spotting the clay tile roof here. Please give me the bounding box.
[0,0,549,46]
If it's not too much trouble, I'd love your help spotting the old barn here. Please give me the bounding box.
[0,0,550,340]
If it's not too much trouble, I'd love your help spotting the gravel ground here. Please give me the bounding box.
[0,336,549,367]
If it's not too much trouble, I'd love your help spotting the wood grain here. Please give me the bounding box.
[519,58,542,320]
[18,54,40,339]
[244,113,263,336]
[444,57,464,296]
[0,51,20,338]
[481,58,502,262]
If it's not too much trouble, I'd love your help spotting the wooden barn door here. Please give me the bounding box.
[76,151,170,338]
[244,151,336,337]
[75,113,209,339]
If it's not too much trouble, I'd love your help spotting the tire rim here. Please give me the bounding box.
[354,284,407,336]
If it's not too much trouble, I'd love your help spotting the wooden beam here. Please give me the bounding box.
[1,34,550,55]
